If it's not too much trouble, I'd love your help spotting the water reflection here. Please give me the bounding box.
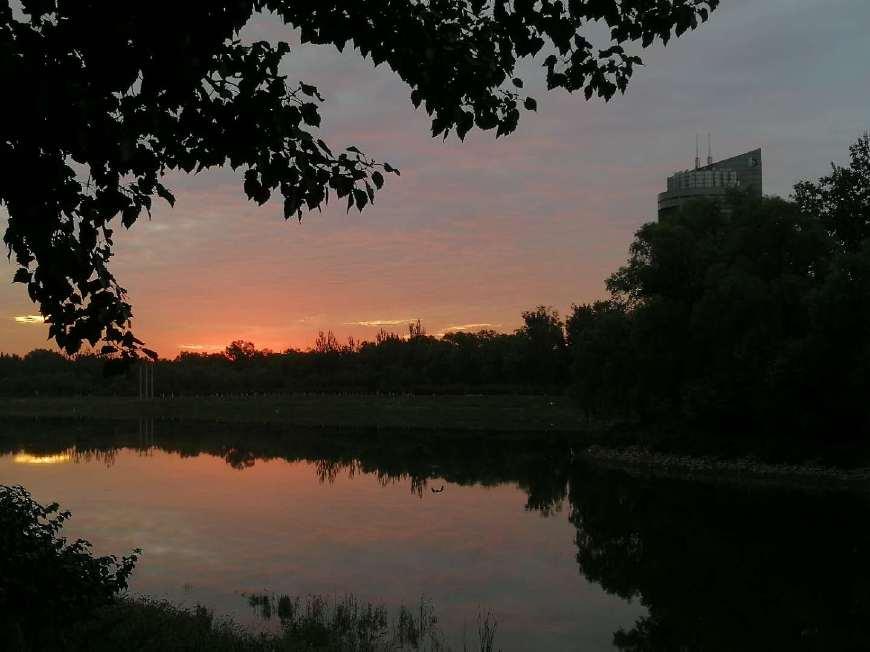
[2,417,869,650]
[13,452,72,465]
[569,469,870,650]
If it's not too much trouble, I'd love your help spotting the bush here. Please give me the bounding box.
[0,485,139,650]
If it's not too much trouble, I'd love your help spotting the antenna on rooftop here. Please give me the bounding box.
[695,134,700,170]
[707,133,713,166]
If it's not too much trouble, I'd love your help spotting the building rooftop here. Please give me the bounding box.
[658,148,762,218]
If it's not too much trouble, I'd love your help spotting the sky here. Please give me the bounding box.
[2,0,869,357]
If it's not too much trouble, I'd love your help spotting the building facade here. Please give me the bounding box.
[657,148,762,218]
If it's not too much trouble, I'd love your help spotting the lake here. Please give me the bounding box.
[2,418,869,650]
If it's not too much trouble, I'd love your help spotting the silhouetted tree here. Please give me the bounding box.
[224,340,258,363]
[571,136,870,436]
[313,331,340,355]
[794,132,870,253]
[566,301,632,418]
[1,1,719,357]
[517,306,567,385]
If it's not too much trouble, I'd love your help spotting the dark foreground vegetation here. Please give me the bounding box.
[3,136,869,444]
[0,483,496,652]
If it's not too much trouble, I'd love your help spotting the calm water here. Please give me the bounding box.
[2,418,870,650]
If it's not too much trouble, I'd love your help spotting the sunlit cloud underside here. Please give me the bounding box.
[346,319,418,327]
[442,323,500,332]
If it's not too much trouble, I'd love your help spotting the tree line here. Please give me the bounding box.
[2,135,868,438]
[0,310,569,398]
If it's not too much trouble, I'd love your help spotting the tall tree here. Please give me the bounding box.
[1,0,718,357]
[794,132,870,253]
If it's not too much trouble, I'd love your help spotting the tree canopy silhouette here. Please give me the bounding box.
[568,135,870,436]
[1,1,718,358]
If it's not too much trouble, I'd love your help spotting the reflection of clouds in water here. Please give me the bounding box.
[14,452,71,464]
[13,315,45,324]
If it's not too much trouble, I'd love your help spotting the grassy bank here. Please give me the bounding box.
[44,593,493,652]
[0,394,592,434]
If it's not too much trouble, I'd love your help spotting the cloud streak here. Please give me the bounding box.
[442,322,501,332]
[345,319,418,327]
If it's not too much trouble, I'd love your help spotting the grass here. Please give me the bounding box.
[49,594,499,652]
[0,394,592,433]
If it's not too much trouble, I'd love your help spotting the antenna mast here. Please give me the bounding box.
[707,133,713,166]
[695,134,700,170]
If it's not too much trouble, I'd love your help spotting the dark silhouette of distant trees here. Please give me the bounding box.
[224,340,259,363]
[1,1,719,358]
[0,317,561,397]
[517,306,567,385]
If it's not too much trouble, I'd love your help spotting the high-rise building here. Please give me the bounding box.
[658,145,762,218]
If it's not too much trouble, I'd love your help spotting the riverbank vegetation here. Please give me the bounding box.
[0,483,496,651]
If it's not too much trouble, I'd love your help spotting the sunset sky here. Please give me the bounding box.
[3,0,869,357]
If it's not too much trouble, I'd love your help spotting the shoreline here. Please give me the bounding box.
[0,394,592,434]
[582,444,870,491]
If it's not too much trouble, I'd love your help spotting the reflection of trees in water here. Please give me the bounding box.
[71,447,117,468]
[222,446,257,470]
[4,418,869,649]
[568,465,870,650]
[313,458,425,494]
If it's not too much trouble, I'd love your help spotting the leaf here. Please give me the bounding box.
[283,195,301,219]
[300,103,321,127]
[372,171,384,189]
[121,205,139,228]
[243,170,260,200]
[524,97,537,111]
[353,188,368,211]
[155,183,175,207]
[13,268,29,284]
[512,77,524,88]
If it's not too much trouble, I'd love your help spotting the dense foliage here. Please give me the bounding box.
[1,1,718,358]
[569,135,870,437]
[0,484,139,650]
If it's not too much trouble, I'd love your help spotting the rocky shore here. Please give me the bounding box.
[582,444,870,492]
